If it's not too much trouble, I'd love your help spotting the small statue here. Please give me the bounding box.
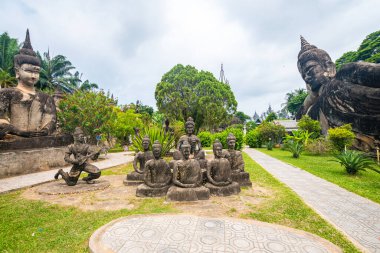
[136,141,172,197]
[205,140,240,196]
[166,140,210,201]
[0,30,56,140]
[124,135,154,185]
[225,133,252,187]
[54,127,101,186]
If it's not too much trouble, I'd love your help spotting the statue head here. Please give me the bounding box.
[213,139,223,158]
[185,117,195,135]
[73,127,85,144]
[142,135,150,151]
[14,30,41,88]
[180,140,191,160]
[227,133,236,150]
[297,36,336,93]
[152,140,162,159]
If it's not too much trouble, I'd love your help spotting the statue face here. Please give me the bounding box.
[181,146,191,159]
[227,139,236,149]
[17,64,40,87]
[152,145,161,159]
[142,140,150,150]
[74,133,85,143]
[213,145,223,158]
[186,125,194,135]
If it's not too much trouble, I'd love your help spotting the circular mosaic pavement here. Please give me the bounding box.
[89,215,342,253]
[36,179,110,195]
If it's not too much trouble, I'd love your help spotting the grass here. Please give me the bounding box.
[257,147,380,204]
[0,153,359,252]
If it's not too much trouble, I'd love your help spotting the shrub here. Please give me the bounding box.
[267,138,273,150]
[198,131,212,147]
[246,129,262,148]
[257,121,286,144]
[284,130,313,146]
[297,115,321,139]
[328,124,355,152]
[246,121,257,132]
[333,150,379,175]
[305,137,331,155]
[212,127,244,150]
[284,140,304,158]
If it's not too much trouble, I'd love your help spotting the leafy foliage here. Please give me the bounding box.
[328,124,355,152]
[333,150,379,175]
[198,131,212,147]
[0,32,19,74]
[235,111,251,124]
[305,138,331,155]
[246,129,262,148]
[0,69,16,88]
[246,121,257,132]
[256,121,286,144]
[155,64,237,131]
[265,112,277,122]
[283,89,308,116]
[284,140,304,158]
[297,115,321,139]
[109,108,143,146]
[212,127,244,150]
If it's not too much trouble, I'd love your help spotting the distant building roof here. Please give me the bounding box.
[273,120,298,132]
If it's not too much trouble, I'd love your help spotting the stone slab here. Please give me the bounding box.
[205,181,241,196]
[89,214,342,253]
[36,179,110,195]
[166,186,210,202]
[0,134,73,152]
[136,184,170,197]
[231,171,252,187]
[124,171,144,186]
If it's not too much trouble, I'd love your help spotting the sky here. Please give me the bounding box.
[1,0,379,117]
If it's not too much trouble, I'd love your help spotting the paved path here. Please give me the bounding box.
[89,214,341,253]
[0,151,134,194]
[245,148,380,253]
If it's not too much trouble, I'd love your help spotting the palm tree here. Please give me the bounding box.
[79,80,98,91]
[0,69,17,88]
[0,32,20,75]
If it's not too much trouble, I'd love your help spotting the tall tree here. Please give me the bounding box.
[283,88,307,117]
[235,111,251,124]
[155,64,237,131]
[0,32,19,74]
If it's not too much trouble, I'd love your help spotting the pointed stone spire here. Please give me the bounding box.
[300,35,309,50]
[299,35,317,55]
[14,29,40,67]
[23,29,33,50]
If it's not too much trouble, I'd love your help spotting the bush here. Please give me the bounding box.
[257,121,286,144]
[246,129,262,148]
[198,131,212,147]
[333,150,379,175]
[297,115,321,139]
[246,121,257,132]
[305,137,331,155]
[212,127,244,150]
[328,124,355,152]
[284,140,304,158]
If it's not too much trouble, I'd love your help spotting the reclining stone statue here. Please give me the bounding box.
[136,140,172,197]
[54,127,101,186]
[297,36,380,153]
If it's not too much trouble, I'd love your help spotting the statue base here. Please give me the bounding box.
[205,182,241,196]
[0,134,73,152]
[123,171,144,185]
[36,180,110,195]
[231,172,252,187]
[166,186,210,202]
[136,184,170,197]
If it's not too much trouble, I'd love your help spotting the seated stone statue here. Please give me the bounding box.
[136,141,172,197]
[297,36,380,153]
[205,140,240,196]
[166,140,210,201]
[54,127,101,186]
[0,30,56,140]
[225,133,252,187]
[124,135,154,185]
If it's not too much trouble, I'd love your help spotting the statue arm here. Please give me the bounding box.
[336,62,380,88]
[236,152,245,172]
[64,146,78,165]
[172,162,195,188]
[206,162,221,186]
[133,153,143,173]
[40,95,57,134]
[144,163,155,187]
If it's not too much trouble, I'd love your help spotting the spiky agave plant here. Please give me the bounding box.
[333,150,379,175]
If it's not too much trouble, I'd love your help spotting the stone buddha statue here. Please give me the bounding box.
[124,135,154,185]
[136,140,172,197]
[297,36,380,153]
[0,30,56,140]
[54,127,101,186]
[205,140,240,196]
[166,140,210,201]
[225,133,252,187]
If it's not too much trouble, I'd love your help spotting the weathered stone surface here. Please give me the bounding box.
[0,134,73,152]
[166,185,210,201]
[136,184,170,197]
[124,171,144,185]
[0,147,67,178]
[37,179,110,195]
[205,182,241,196]
[231,172,252,187]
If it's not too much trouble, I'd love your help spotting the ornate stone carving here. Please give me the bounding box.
[297,36,380,153]
[54,127,101,186]
[136,140,172,197]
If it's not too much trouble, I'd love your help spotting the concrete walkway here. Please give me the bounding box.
[0,151,134,194]
[245,148,380,253]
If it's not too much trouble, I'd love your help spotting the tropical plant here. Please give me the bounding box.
[283,88,308,116]
[109,108,143,146]
[246,121,257,132]
[245,129,262,148]
[333,150,379,175]
[297,115,321,139]
[284,140,304,158]
[130,125,175,156]
[305,137,331,155]
[198,131,212,147]
[284,130,313,146]
[0,69,17,88]
[265,112,277,122]
[267,138,273,150]
[0,32,19,75]
[328,124,355,152]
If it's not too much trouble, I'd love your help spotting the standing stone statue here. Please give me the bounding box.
[54,127,101,186]
[205,140,240,196]
[136,141,172,197]
[296,36,380,153]
[225,133,252,187]
[124,135,154,185]
[0,30,56,140]
[166,140,210,201]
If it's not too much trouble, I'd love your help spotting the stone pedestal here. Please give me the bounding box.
[205,182,241,196]
[36,180,110,195]
[231,172,252,187]
[136,184,170,197]
[123,171,144,185]
[0,134,73,152]
[166,186,210,201]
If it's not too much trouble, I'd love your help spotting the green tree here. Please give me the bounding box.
[297,115,321,138]
[246,121,257,132]
[110,108,143,146]
[265,112,277,122]
[0,32,19,74]
[336,30,380,70]
[257,121,286,144]
[155,64,237,132]
[284,88,307,116]
[235,111,251,124]
[0,69,17,88]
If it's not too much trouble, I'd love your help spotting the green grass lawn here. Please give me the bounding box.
[0,153,359,252]
[257,147,380,204]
